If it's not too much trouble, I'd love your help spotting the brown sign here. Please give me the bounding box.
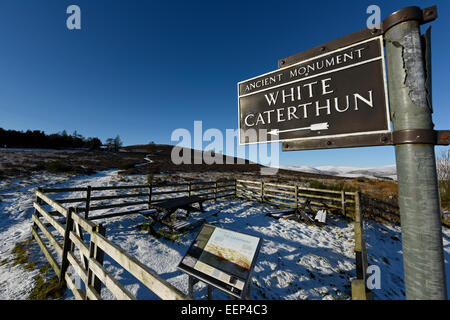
[238,36,390,145]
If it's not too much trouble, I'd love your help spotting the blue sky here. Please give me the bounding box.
[0,0,449,167]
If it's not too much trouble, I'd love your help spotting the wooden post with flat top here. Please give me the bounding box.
[87,224,106,297]
[85,186,91,220]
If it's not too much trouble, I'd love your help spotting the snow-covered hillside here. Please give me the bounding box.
[0,169,448,300]
[281,164,397,180]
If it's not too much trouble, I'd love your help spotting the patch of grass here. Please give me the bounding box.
[39,264,50,274]
[33,160,73,173]
[29,274,65,300]
[118,161,136,170]
[308,180,358,192]
[11,237,65,300]
[24,260,37,271]
[443,216,450,229]
[157,229,180,242]
[137,222,160,238]
[308,180,328,189]
[137,222,183,242]
[11,239,34,267]
[329,182,358,192]
[0,258,9,266]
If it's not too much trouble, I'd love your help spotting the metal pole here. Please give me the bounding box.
[384,15,447,299]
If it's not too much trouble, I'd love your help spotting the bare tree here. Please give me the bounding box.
[104,135,122,152]
[113,135,122,152]
[105,138,114,151]
[436,147,450,210]
[436,148,450,182]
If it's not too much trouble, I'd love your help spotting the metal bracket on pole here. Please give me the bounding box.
[393,129,439,145]
[382,6,437,34]
[389,129,450,145]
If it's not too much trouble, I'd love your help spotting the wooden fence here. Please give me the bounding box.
[235,179,357,218]
[31,180,235,300]
[31,178,369,300]
[40,179,236,221]
[235,179,370,300]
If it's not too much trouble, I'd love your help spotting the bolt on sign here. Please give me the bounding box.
[237,36,390,145]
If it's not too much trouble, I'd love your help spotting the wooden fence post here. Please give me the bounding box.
[147,183,152,209]
[351,191,370,300]
[214,180,217,200]
[295,185,299,209]
[358,192,368,282]
[354,192,361,222]
[85,186,91,220]
[354,192,363,276]
[188,275,196,299]
[87,224,106,298]
[234,179,237,197]
[59,207,75,285]
[33,188,42,229]
[207,284,213,300]
[341,190,346,217]
[188,181,192,197]
[260,181,264,203]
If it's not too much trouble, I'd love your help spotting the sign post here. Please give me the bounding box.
[384,7,447,299]
[237,5,449,299]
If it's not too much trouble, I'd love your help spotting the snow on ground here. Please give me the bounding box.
[281,164,397,180]
[0,169,449,300]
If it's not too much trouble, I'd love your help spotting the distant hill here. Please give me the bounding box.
[122,143,262,174]
[122,143,396,182]
[280,164,397,180]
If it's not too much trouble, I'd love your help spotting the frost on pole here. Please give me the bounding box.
[237,37,390,145]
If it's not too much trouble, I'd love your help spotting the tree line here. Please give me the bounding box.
[0,128,122,151]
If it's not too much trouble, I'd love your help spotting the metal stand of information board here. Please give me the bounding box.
[188,275,251,300]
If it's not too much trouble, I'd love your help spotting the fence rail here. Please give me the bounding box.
[236,179,357,218]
